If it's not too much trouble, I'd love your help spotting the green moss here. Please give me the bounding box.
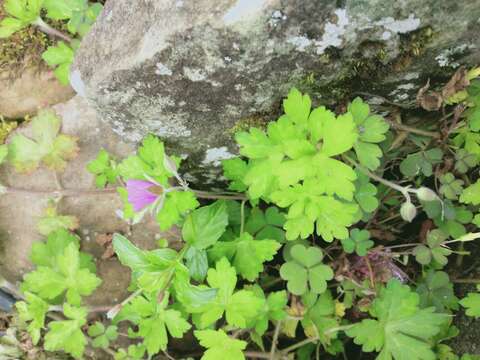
[227,115,270,136]
[0,118,18,144]
[0,7,68,78]
[296,26,436,106]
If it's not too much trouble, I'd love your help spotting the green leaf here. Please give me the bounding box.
[184,246,209,282]
[195,329,247,360]
[400,148,444,177]
[172,264,218,312]
[413,229,451,266]
[247,286,287,336]
[416,270,458,312]
[280,244,333,295]
[43,0,87,20]
[341,229,374,256]
[0,144,8,164]
[195,258,264,328]
[182,200,228,249]
[117,295,191,356]
[460,289,480,318]
[23,242,101,305]
[321,113,358,156]
[223,158,248,191]
[354,141,383,170]
[15,292,49,345]
[354,171,379,213]
[88,323,118,349]
[37,204,79,236]
[156,190,199,230]
[245,207,286,242]
[348,97,370,124]
[454,149,478,174]
[86,149,118,188]
[346,279,447,360]
[460,180,480,205]
[0,17,24,38]
[44,304,88,359]
[283,88,311,125]
[8,110,78,172]
[112,233,177,292]
[42,42,75,85]
[208,232,281,281]
[439,173,464,200]
[29,229,95,272]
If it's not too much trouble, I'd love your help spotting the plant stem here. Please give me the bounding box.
[33,18,72,43]
[342,156,410,197]
[5,186,247,200]
[269,320,282,360]
[240,200,246,235]
[452,278,480,284]
[49,304,112,313]
[385,118,440,138]
[6,186,118,197]
[244,351,272,359]
[193,189,247,200]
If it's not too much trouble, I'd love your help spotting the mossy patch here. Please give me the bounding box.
[0,7,67,79]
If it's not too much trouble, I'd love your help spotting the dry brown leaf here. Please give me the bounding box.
[442,66,469,100]
[416,79,443,111]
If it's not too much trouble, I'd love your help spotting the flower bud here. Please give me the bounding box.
[400,201,417,222]
[416,187,438,202]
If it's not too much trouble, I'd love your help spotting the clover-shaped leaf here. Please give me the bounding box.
[280,244,333,295]
[341,229,374,256]
[87,322,118,349]
[245,207,286,242]
[8,110,78,173]
[416,270,458,312]
[349,98,389,170]
[455,149,478,174]
[354,171,379,213]
[412,229,451,266]
[460,180,480,206]
[439,173,464,200]
[400,148,443,177]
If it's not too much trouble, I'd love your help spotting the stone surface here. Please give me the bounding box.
[0,67,75,119]
[0,96,181,306]
[73,0,480,182]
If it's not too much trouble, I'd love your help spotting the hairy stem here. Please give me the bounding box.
[5,186,247,200]
[342,156,410,198]
[385,118,440,138]
[34,18,72,43]
[269,320,282,360]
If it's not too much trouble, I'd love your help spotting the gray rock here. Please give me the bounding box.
[73,0,480,182]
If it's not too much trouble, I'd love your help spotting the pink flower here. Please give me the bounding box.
[126,179,162,212]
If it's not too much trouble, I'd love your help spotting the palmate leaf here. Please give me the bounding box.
[346,279,447,360]
[15,292,49,345]
[460,286,480,318]
[227,89,378,243]
[86,148,118,188]
[194,258,263,329]
[195,329,247,360]
[8,110,78,172]
[348,98,389,170]
[459,180,480,205]
[44,304,88,359]
[22,241,102,306]
[208,232,281,281]
[37,203,79,236]
[42,42,75,85]
[116,295,191,357]
[0,0,42,38]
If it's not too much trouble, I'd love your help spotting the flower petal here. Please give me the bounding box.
[126,179,158,212]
